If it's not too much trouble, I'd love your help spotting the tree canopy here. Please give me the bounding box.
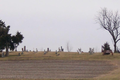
[0,20,24,56]
[102,42,111,51]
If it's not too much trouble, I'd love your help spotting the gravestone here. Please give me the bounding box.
[1,52,4,58]
[61,46,64,52]
[77,48,82,54]
[18,53,21,56]
[89,48,94,55]
[92,48,94,54]
[44,50,46,55]
[47,48,49,52]
[36,48,38,52]
[24,46,26,51]
[58,48,61,52]
[22,48,23,52]
[56,50,60,56]
[55,50,57,54]
[62,49,64,52]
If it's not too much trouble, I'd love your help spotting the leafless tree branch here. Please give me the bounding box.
[96,8,120,52]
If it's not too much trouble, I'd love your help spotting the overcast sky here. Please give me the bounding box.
[0,0,120,52]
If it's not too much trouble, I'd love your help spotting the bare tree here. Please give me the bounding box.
[66,42,72,52]
[96,8,120,52]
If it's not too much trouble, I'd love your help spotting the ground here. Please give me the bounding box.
[0,60,116,79]
[0,51,120,80]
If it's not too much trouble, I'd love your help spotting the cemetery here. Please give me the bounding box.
[0,34,119,80]
[0,3,120,80]
[0,50,119,80]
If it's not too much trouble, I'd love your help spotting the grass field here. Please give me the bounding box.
[1,51,120,61]
[0,51,120,80]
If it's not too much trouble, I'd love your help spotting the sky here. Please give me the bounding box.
[0,0,120,52]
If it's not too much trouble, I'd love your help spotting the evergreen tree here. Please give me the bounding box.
[0,20,24,56]
[103,42,111,51]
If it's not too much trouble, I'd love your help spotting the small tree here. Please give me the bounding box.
[0,20,24,56]
[96,8,120,52]
[102,42,111,51]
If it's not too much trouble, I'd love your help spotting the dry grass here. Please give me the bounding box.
[0,51,120,80]
[1,51,120,61]
[0,79,93,80]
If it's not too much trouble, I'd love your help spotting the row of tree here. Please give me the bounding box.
[0,20,24,56]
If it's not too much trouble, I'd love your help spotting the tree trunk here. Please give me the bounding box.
[5,43,9,56]
[114,42,117,53]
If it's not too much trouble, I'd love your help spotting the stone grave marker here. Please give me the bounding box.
[89,48,94,55]
[58,48,61,52]
[89,48,92,55]
[55,50,57,54]
[47,48,49,52]
[56,50,60,56]
[44,50,46,55]
[1,52,4,58]
[77,48,82,54]
[92,48,94,53]
[24,46,26,51]
[61,46,64,52]
[36,48,38,52]
[22,48,23,52]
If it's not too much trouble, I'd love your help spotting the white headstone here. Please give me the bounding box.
[78,48,82,54]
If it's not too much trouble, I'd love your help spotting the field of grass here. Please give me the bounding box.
[0,51,120,80]
[1,51,120,61]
